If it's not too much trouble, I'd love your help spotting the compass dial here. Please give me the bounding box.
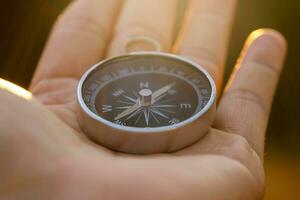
[81,54,213,129]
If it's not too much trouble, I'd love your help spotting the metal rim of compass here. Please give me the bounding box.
[77,52,216,134]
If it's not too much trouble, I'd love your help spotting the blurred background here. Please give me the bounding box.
[0,0,299,199]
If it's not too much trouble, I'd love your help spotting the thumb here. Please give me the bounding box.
[0,79,80,187]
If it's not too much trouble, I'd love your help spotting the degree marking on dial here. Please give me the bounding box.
[111,72,118,78]
[158,66,167,72]
[176,71,186,77]
[169,118,180,125]
[117,68,130,76]
[101,74,112,82]
[88,83,99,91]
[114,120,126,126]
[94,80,102,85]
[83,95,92,103]
[191,78,200,84]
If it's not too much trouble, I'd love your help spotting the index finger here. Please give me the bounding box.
[31,0,121,88]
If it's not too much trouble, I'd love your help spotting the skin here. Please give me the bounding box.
[0,0,287,199]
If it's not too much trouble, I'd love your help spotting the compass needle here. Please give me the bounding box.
[152,82,176,103]
[114,103,141,120]
[153,93,168,102]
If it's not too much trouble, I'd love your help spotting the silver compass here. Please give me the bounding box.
[78,52,216,154]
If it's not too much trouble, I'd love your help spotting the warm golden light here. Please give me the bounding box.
[245,28,268,48]
[0,78,32,100]
[249,29,266,40]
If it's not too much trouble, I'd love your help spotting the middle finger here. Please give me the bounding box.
[107,0,177,56]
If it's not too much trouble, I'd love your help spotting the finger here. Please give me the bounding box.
[31,0,121,88]
[0,79,81,184]
[176,0,237,91]
[107,0,177,56]
[214,29,287,158]
[0,79,81,146]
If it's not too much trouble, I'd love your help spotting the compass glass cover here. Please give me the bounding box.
[81,54,213,128]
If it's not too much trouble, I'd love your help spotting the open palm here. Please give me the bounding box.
[0,0,286,200]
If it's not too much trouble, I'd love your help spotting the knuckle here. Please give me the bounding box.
[112,24,169,48]
[249,61,280,79]
[229,134,254,157]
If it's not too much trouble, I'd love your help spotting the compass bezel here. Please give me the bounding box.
[78,52,216,133]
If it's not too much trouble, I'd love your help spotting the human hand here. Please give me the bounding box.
[0,0,286,199]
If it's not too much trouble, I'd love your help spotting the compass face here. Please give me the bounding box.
[80,54,214,129]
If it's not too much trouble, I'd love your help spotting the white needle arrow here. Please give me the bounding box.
[114,102,141,121]
[151,82,175,103]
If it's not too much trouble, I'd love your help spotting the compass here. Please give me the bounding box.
[78,52,216,154]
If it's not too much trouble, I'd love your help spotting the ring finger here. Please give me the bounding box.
[176,0,237,91]
[107,0,177,56]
